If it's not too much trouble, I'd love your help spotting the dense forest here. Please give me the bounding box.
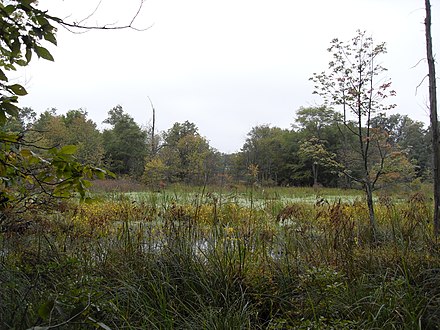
[12,104,431,189]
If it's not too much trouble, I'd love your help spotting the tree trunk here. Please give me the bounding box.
[365,180,377,242]
[312,162,318,186]
[148,97,156,157]
[425,0,440,237]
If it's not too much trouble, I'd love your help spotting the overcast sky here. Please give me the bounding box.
[18,0,439,153]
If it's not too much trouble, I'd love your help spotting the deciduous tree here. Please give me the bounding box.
[311,30,397,240]
[31,109,104,166]
[298,137,340,187]
[158,121,216,184]
[102,105,147,177]
[294,106,344,186]
[240,125,293,185]
[371,114,430,177]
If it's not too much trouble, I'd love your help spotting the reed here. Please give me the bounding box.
[1,186,439,329]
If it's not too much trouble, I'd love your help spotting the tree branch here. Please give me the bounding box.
[43,0,152,33]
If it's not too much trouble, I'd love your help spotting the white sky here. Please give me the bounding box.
[18,0,439,153]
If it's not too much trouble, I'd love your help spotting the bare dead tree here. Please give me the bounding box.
[148,97,156,157]
[425,0,439,237]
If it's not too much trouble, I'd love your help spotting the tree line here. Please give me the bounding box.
[13,103,430,191]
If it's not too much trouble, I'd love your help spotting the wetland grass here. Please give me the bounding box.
[1,187,439,329]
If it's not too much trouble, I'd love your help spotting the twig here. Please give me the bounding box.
[45,0,152,32]
[415,74,429,96]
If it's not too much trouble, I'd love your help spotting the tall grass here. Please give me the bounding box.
[1,187,439,329]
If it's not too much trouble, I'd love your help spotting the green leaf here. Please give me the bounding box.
[96,170,105,180]
[59,145,78,155]
[43,32,57,46]
[2,102,19,117]
[0,68,8,81]
[25,47,32,63]
[32,27,43,39]
[4,5,15,15]
[93,167,109,179]
[53,186,71,198]
[9,84,28,96]
[35,46,54,61]
[36,15,50,27]
[10,39,20,57]
[19,0,34,11]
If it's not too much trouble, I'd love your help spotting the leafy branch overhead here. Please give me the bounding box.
[0,1,136,217]
[0,0,146,125]
[0,0,57,124]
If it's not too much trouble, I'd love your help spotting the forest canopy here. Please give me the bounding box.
[13,105,431,189]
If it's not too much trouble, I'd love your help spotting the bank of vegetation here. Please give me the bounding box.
[2,186,440,329]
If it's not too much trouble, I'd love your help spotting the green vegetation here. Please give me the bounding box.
[0,2,439,329]
[9,105,429,189]
[1,186,439,329]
